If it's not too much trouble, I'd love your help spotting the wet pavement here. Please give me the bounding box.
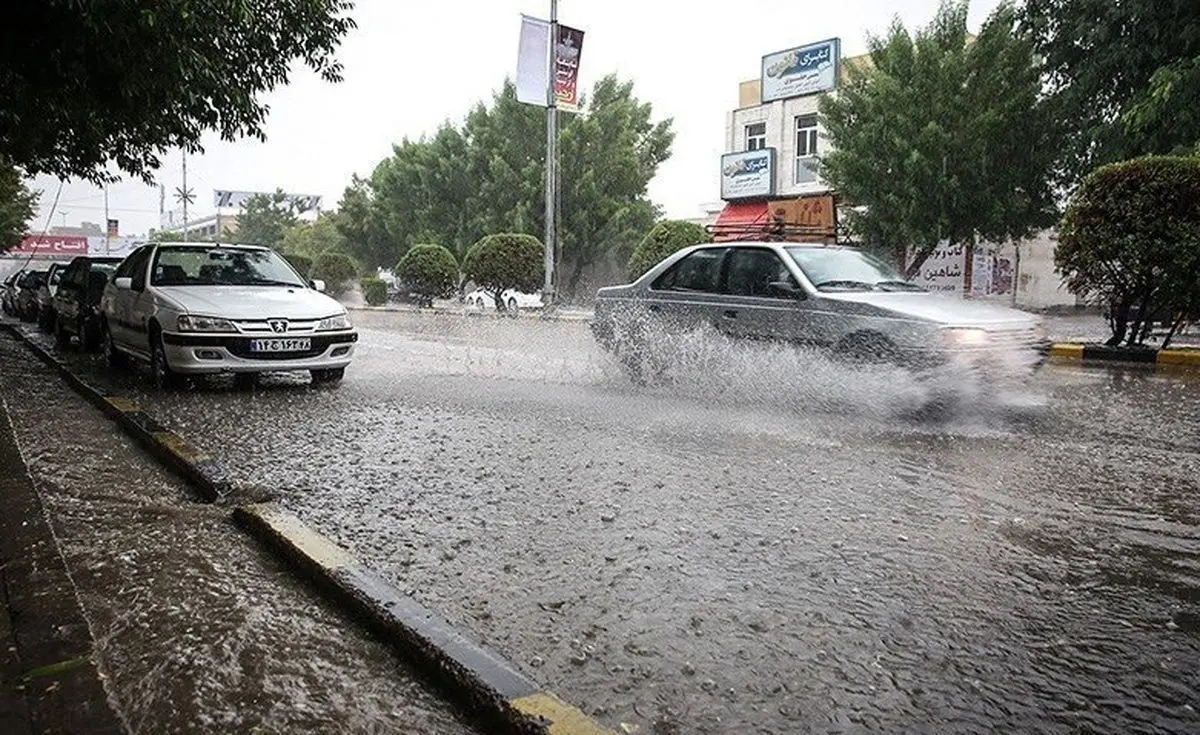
[0,334,480,734]
[9,312,1200,734]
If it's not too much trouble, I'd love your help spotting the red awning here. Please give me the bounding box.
[710,201,770,241]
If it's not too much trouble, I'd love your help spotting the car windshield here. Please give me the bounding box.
[49,268,65,285]
[93,263,119,277]
[785,247,925,292]
[151,246,307,287]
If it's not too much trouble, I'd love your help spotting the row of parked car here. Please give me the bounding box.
[1,242,358,388]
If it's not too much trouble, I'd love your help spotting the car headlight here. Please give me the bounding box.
[940,327,988,347]
[316,313,351,331]
[177,314,237,332]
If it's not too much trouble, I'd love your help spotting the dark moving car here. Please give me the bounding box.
[53,256,123,350]
[15,270,48,322]
[35,261,71,331]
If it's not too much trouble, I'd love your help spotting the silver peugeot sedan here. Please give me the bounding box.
[591,241,1048,385]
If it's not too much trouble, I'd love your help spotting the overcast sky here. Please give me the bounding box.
[31,0,1002,237]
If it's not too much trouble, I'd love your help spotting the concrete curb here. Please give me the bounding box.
[346,305,592,323]
[0,324,231,502]
[234,503,613,735]
[1046,342,1200,369]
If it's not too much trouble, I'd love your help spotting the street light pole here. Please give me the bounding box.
[542,0,558,308]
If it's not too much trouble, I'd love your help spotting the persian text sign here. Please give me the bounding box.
[720,149,776,200]
[916,242,966,294]
[12,235,89,256]
[213,190,322,212]
[761,38,840,102]
[555,24,585,112]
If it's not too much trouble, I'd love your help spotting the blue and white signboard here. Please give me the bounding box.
[761,38,840,102]
[720,149,776,200]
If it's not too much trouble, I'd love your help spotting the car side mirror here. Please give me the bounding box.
[113,276,132,291]
[769,280,803,299]
[311,279,326,293]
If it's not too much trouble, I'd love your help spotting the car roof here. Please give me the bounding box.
[153,241,269,250]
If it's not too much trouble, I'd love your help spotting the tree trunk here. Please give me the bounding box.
[565,259,587,302]
[1107,297,1131,347]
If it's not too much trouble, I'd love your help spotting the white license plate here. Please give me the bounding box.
[248,338,311,352]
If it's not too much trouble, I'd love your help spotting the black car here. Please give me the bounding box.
[35,261,72,331]
[53,256,123,350]
[14,270,48,322]
[1,269,25,316]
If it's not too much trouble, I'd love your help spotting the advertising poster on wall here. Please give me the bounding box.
[720,149,776,200]
[761,38,840,102]
[915,242,966,295]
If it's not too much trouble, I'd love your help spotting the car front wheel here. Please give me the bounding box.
[149,332,181,389]
[311,367,345,385]
[54,315,70,347]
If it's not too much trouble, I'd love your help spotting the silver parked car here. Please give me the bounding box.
[591,241,1048,384]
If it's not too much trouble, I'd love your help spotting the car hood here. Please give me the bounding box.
[821,291,1039,328]
[155,286,344,320]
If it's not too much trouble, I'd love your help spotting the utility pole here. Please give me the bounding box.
[542,0,558,309]
[181,151,189,242]
[103,185,110,254]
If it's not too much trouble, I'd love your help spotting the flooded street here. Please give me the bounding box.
[22,312,1200,734]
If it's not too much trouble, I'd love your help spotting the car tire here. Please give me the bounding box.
[38,308,53,332]
[101,322,125,368]
[507,297,518,312]
[80,317,99,352]
[149,330,181,390]
[54,315,70,348]
[310,367,345,385]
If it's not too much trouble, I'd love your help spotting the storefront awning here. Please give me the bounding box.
[708,201,771,242]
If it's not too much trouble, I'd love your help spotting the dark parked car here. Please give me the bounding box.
[35,261,72,331]
[14,269,48,322]
[53,256,123,350]
[1,269,26,316]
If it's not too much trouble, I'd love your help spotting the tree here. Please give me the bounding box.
[236,190,300,249]
[283,254,313,280]
[311,251,358,297]
[1056,156,1200,348]
[0,159,38,253]
[0,1,355,184]
[819,1,1059,276]
[627,220,710,279]
[339,75,674,299]
[359,277,388,306]
[1020,0,1200,186]
[395,244,459,308]
[280,213,346,258]
[460,233,542,312]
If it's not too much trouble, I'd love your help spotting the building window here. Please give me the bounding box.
[745,122,767,151]
[795,115,819,184]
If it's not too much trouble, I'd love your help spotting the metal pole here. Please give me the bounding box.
[181,151,190,242]
[542,0,557,307]
[103,185,110,254]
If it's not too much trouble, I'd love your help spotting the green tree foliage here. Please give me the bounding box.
[358,277,388,306]
[461,233,542,312]
[1056,156,1200,348]
[283,253,313,280]
[627,220,710,279]
[1021,0,1200,185]
[395,244,459,308]
[819,1,1058,276]
[338,76,673,298]
[0,160,38,253]
[280,213,345,258]
[237,190,299,249]
[311,251,358,297]
[0,1,355,183]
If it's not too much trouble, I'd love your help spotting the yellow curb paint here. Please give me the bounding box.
[151,431,209,463]
[1047,343,1084,360]
[510,692,616,735]
[105,396,142,413]
[248,504,358,570]
[1156,349,1200,368]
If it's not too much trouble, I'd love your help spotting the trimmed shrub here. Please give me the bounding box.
[359,277,387,306]
[311,251,359,296]
[461,233,542,312]
[283,253,313,279]
[627,220,710,279]
[395,243,459,308]
[1057,155,1200,347]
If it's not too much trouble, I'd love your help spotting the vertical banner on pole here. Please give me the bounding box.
[516,15,550,106]
[554,25,584,113]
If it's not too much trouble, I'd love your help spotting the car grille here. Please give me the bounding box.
[233,318,319,334]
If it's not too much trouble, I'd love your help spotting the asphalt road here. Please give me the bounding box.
[26,311,1200,734]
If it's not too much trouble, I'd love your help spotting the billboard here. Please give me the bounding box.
[11,235,89,256]
[761,38,840,102]
[213,190,322,212]
[720,149,776,200]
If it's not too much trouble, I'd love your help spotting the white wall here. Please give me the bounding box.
[728,95,831,198]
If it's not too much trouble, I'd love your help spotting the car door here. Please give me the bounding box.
[716,246,805,344]
[107,246,152,350]
[641,247,730,335]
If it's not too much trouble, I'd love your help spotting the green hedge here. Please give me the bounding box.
[359,277,388,306]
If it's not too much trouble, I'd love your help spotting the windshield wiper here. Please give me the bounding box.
[814,279,876,291]
[874,280,924,292]
[248,278,303,287]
